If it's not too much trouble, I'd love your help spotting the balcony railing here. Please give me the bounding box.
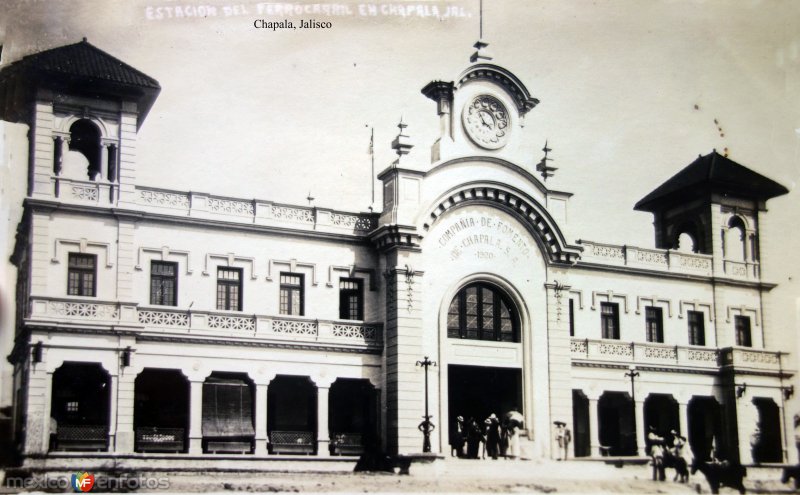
[577,240,713,277]
[570,338,785,373]
[28,297,383,350]
[135,186,378,235]
[53,176,119,205]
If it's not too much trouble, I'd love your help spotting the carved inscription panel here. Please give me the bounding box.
[435,208,533,265]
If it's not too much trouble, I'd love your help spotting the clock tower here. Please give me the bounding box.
[421,40,539,164]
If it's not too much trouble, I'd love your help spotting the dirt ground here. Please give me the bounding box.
[146,459,796,494]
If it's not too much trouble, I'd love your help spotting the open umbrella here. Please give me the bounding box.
[505,410,524,428]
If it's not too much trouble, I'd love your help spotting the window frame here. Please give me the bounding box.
[338,278,364,321]
[67,253,97,297]
[216,267,243,311]
[687,310,705,346]
[735,315,752,347]
[446,283,520,343]
[149,260,178,306]
[600,302,620,340]
[645,306,664,343]
[279,272,305,316]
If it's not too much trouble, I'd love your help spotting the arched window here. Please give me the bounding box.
[447,283,519,342]
[68,119,102,180]
[726,216,746,262]
[676,232,696,253]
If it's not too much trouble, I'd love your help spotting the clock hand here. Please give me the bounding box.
[479,112,492,127]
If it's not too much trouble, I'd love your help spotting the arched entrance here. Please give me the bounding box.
[329,378,378,456]
[752,397,782,463]
[688,396,722,461]
[134,368,189,453]
[444,281,523,455]
[598,391,636,456]
[50,362,110,451]
[267,375,317,455]
[644,394,679,451]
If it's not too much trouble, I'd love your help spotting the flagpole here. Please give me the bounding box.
[370,127,375,207]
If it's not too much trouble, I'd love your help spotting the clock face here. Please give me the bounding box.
[462,95,510,149]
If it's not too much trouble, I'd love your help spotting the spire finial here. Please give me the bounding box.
[479,0,483,39]
[391,117,414,161]
[536,140,558,181]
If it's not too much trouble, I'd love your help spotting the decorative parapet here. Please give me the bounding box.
[570,338,787,374]
[52,177,119,206]
[134,186,378,235]
[26,297,382,351]
[577,240,713,277]
[720,347,782,372]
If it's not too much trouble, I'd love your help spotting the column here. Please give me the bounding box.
[23,365,50,455]
[107,374,119,451]
[634,400,645,456]
[678,401,689,440]
[317,384,330,457]
[588,396,600,457]
[114,371,136,453]
[188,380,204,454]
[254,382,269,456]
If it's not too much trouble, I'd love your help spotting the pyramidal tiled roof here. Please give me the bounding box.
[12,38,160,89]
[634,151,789,212]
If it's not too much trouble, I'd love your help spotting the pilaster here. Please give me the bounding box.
[587,394,600,457]
[254,382,269,456]
[634,399,646,456]
[32,99,55,198]
[188,380,203,454]
[317,384,331,456]
[545,282,573,459]
[383,263,425,455]
[114,369,136,453]
[116,218,136,300]
[117,109,138,206]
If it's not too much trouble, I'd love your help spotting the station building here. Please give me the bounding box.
[0,38,795,469]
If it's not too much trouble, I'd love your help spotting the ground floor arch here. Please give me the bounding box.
[329,378,378,455]
[572,389,590,457]
[134,368,189,453]
[644,393,679,452]
[267,375,317,454]
[751,397,782,463]
[50,362,111,451]
[202,372,255,454]
[688,396,722,461]
[598,391,635,456]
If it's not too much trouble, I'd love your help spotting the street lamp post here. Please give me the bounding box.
[416,356,437,453]
[624,364,640,455]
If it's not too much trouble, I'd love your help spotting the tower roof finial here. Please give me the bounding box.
[470,0,493,63]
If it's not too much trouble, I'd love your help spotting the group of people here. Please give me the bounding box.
[450,412,523,460]
[647,426,688,482]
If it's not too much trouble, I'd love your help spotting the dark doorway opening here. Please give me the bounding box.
[448,364,522,427]
[572,389,590,457]
[598,391,636,456]
[329,378,378,456]
[752,397,782,463]
[134,368,189,453]
[268,375,317,455]
[50,362,110,451]
[688,396,722,461]
[644,394,679,452]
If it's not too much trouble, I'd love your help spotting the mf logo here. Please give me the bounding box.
[71,472,95,492]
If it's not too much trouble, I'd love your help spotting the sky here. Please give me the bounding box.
[1,0,799,400]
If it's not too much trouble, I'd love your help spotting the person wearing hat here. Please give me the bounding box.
[647,425,666,481]
[485,414,501,460]
[450,415,466,457]
[555,421,571,461]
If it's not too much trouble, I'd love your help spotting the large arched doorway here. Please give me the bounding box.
[267,375,317,455]
[644,394,679,452]
[134,368,189,453]
[688,396,722,461]
[329,378,378,456]
[445,281,523,453]
[50,362,110,451]
[598,391,636,456]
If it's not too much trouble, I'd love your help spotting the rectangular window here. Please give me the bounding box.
[735,315,752,347]
[279,273,304,316]
[645,306,664,343]
[600,302,620,339]
[65,401,79,413]
[688,310,705,346]
[150,261,178,306]
[216,267,242,311]
[569,299,575,337]
[339,278,363,320]
[67,253,96,297]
